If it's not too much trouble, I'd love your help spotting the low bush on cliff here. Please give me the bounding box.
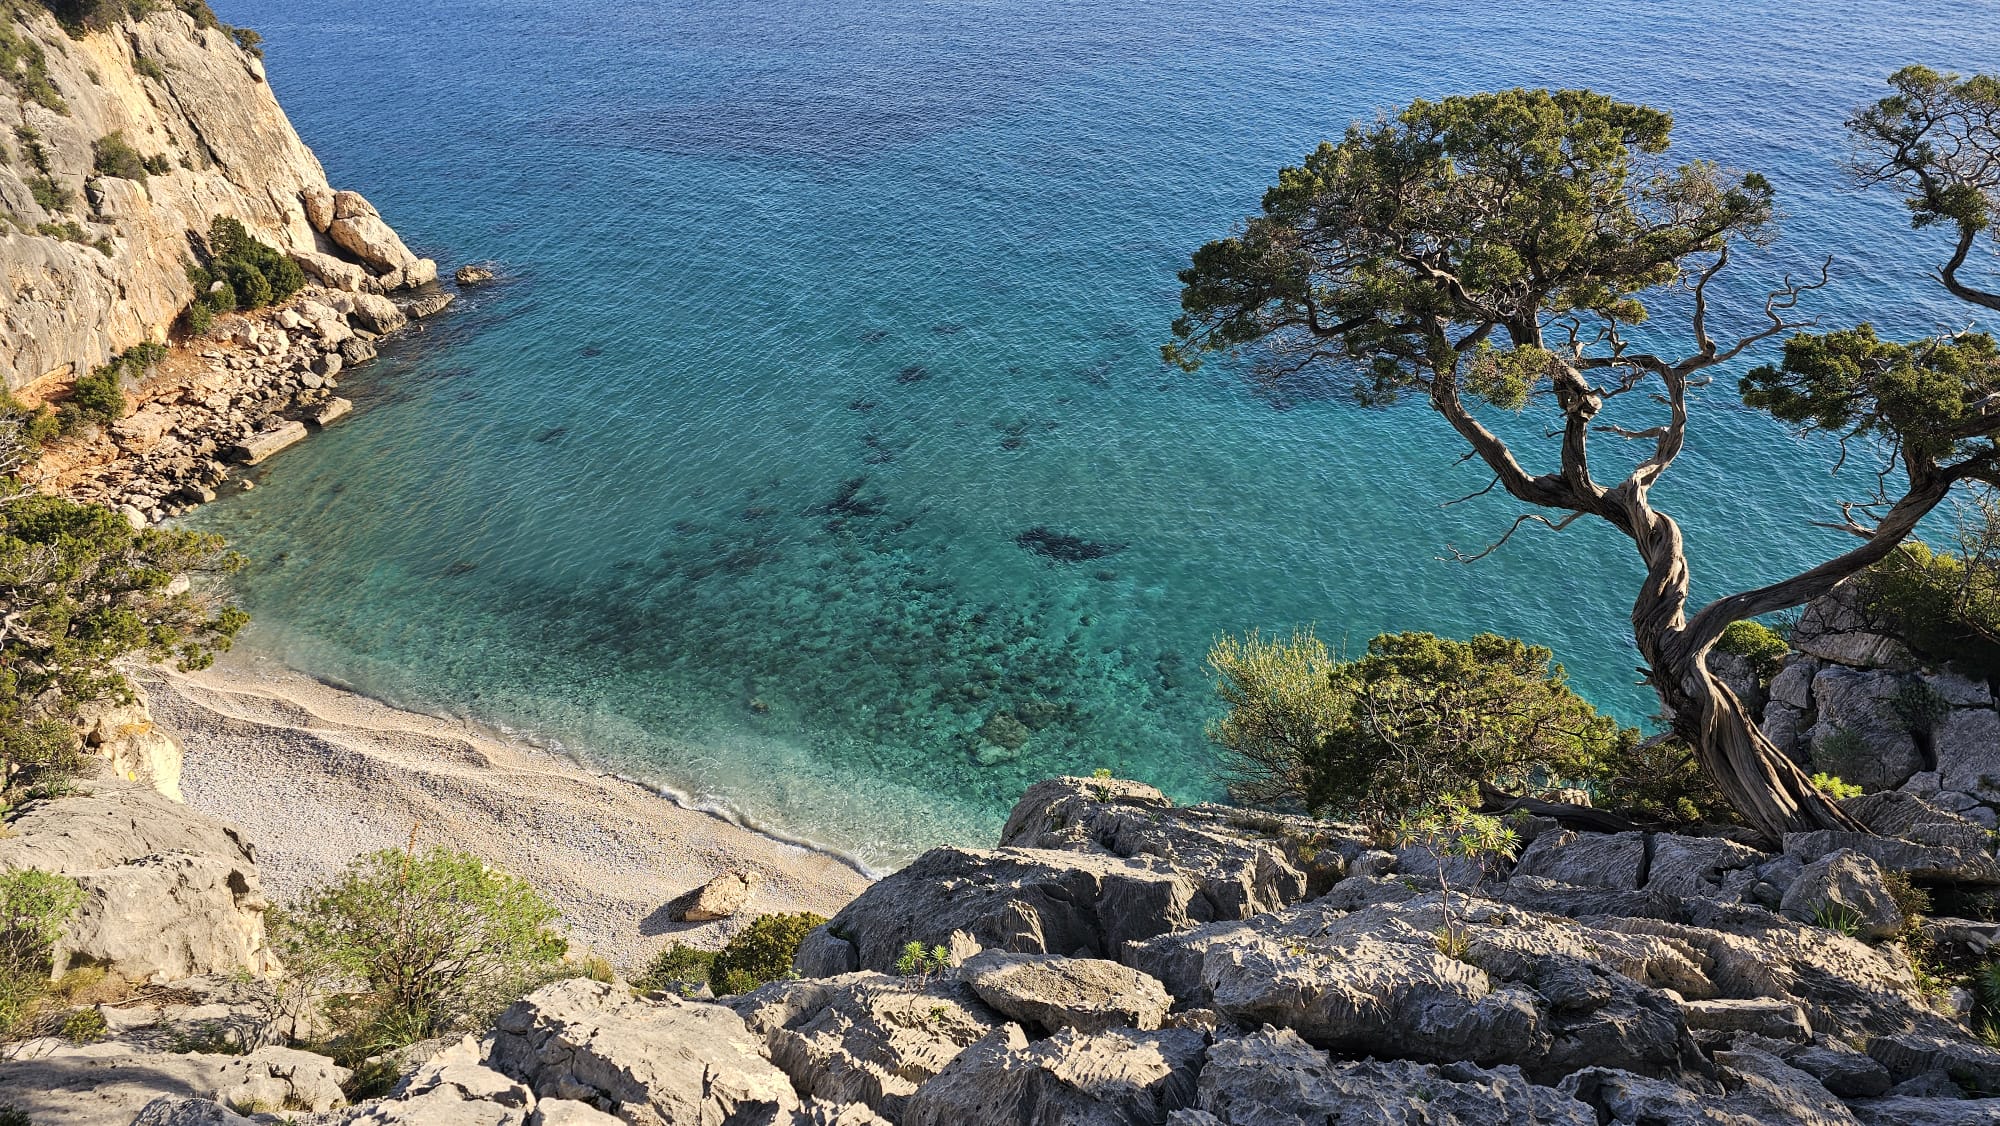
[272,847,569,1059]
[0,867,85,1040]
[0,450,245,804]
[0,9,65,112]
[1207,628,1728,828]
[1858,497,2000,680]
[708,912,826,995]
[57,339,164,434]
[181,216,304,333]
[1716,620,1790,684]
[90,131,153,182]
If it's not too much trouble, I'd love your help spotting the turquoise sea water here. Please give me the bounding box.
[200,0,1997,869]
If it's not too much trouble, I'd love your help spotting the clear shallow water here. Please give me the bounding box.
[199,0,1997,869]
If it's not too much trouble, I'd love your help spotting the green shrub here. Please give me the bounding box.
[16,127,71,213]
[1394,797,1519,956]
[708,913,825,995]
[0,391,59,453]
[1891,680,1951,736]
[64,362,124,429]
[181,216,302,330]
[90,131,149,181]
[131,55,164,82]
[1859,504,2000,680]
[1716,620,1790,683]
[1811,773,1864,800]
[272,848,568,1057]
[229,25,262,57]
[1208,629,1649,827]
[59,1004,106,1042]
[35,220,85,242]
[140,153,171,176]
[0,868,86,1040]
[631,943,714,997]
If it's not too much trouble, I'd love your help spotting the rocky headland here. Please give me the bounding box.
[1,2,457,523]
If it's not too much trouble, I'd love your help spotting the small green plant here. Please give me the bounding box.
[708,912,825,996]
[0,868,87,1041]
[35,220,85,242]
[1811,900,1865,938]
[632,943,714,997]
[1811,773,1864,801]
[59,1005,107,1042]
[1884,870,1932,929]
[15,127,69,214]
[1812,727,1872,788]
[1393,798,1519,958]
[132,55,165,82]
[229,25,263,57]
[1716,619,1790,683]
[165,1019,247,1055]
[894,941,952,982]
[0,1103,29,1126]
[1089,767,1114,801]
[1891,680,1951,736]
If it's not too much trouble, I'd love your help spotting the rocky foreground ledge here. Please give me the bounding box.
[12,773,2000,1124]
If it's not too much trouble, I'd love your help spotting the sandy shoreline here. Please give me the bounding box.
[139,654,873,970]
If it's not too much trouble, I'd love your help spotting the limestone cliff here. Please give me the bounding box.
[0,3,433,393]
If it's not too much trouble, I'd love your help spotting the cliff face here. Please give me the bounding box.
[0,4,430,393]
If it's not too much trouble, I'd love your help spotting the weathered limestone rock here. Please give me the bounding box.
[1128,893,1702,1083]
[0,777,275,981]
[962,950,1172,1033]
[1936,708,2000,796]
[456,264,497,285]
[326,191,429,281]
[796,846,1203,977]
[0,1043,343,1126]
[998,775,1339,916]
[1808,667,1926,791]
[729,973,1004,1119]
[1868,1031,2000,1092]
[901,1024,1205,1126]
[1793,587,1912,669]
[348,291,410,334]
[1513,830,1646,890]
[489,979,797,1125]
[313,397,354,426]
[1643,835,1767,899]
[1193,1027,1595,1125]
[403,292,456,318]
[231,420,309,465]
[74,682,184,800]
[1779,850,1905,940]
[1785,828,2000,885]
[132,1100,255,1126]
[1680,998,1812,1042]
[671,870,760,922]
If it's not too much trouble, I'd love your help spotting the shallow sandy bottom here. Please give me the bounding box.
[140,654,872,970]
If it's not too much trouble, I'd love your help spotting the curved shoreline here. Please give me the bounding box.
[140,652,874,969]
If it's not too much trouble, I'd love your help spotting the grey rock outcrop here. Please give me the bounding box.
[1192,1027,1595,1125]
[489,979,799,1124]
[1779,850,1905,940]
[900,1024,1205,1126]
[0,776,275,981]
[729,972,1005,1119]
[795,845,1203,976]
[961,950,1172,1034]
[671,870,760,922]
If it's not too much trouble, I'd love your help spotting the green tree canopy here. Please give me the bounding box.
[0,415,245,799]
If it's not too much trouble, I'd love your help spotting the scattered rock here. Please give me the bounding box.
[232,420,309,464]
[670,870,761,922]
[456,264,497,286]
[313,397,354,426]
[962,950,1172,1034]
[1779,849,1905,941]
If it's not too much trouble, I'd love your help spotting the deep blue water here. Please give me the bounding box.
[199,0,1998,868]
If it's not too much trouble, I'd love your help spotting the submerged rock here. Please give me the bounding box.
[1014,526,1126,563]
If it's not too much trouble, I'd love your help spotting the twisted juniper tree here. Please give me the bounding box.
[1166,82,2000,842]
